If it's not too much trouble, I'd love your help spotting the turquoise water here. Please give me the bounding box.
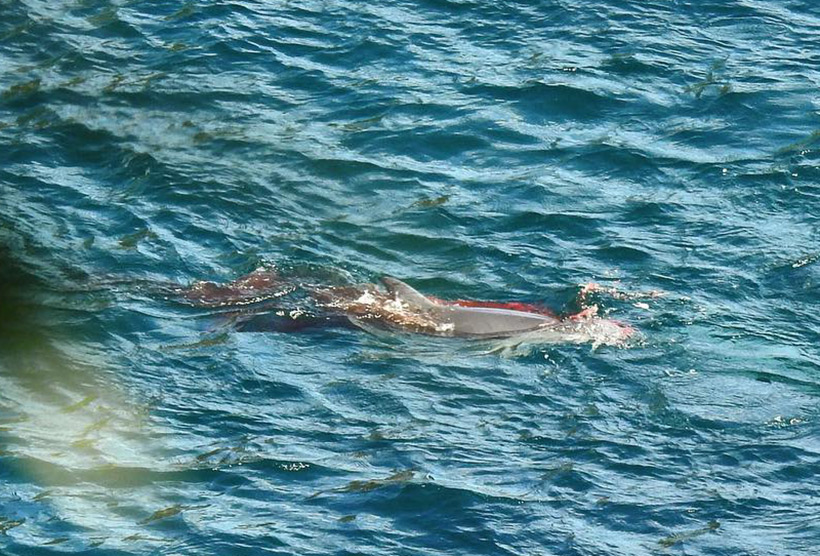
[2,0,819,554]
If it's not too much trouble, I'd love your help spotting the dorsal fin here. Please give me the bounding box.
[380,277,436,308]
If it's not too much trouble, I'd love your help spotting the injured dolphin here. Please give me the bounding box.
[174,268,636,348]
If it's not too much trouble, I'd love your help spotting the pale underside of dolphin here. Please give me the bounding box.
[373,276,558,338]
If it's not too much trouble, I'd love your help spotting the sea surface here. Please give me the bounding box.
[1,0,820,554]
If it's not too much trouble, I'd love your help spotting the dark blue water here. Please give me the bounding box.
[2,0,820,554]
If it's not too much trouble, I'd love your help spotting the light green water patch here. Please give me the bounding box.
[61,394,99,414]
[79,413,113,436]
[69,437,98,451]
[0,240,189,544]
[0,415,29,432]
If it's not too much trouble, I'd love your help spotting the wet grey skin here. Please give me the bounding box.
[380,277,558,338]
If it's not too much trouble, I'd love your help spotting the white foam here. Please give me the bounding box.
[354,291,378,305]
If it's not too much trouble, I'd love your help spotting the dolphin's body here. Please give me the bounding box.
[378,277,557,338]
[178,269,635,347]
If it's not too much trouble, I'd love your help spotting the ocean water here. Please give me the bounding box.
[1,0,819,554]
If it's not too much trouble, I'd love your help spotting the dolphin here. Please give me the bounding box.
[175,269,635,347]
